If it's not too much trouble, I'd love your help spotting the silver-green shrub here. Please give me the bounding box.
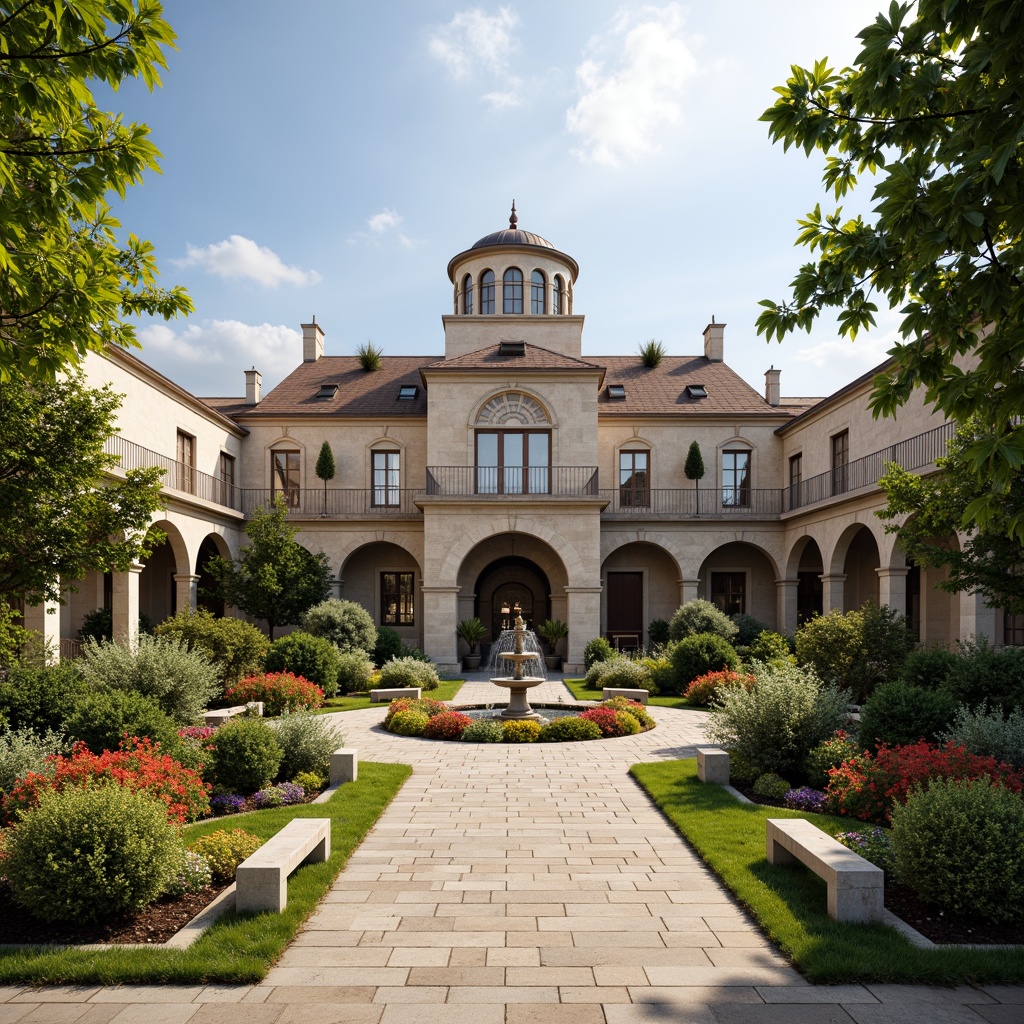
[598,658,650,690]
[301,598,377,655]
[668,599,738,643]
[460,719,504,743]
[0,727,64,794]
[378,656,440,691]
[705,662,849,778]
[273,711,339,780]
[940,702,1024,768]
[336,650,375,693]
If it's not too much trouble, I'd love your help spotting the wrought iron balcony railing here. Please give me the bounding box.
[241,488,423,517]
[600,487,783,517]
[425,466,600,497]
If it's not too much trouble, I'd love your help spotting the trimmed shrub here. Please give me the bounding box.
[826,740,1024,823]
[460,719,504,743]
[804,731,860,789]
[0,663,90,734]
[189,829,262,881]
[293,770,328,792]
[378,657,440,691]
[795,611,860,688]
[897,645,959,690]
[705,662,849,778]
[301,599,376,655]
[583,637,614,671]
[272,711,338,780]
[388,710,429,736]
[835,827,895,874]
[373,626,403,668]
[78,607,153,644]
[942,637,1024,712]
[730,613,771,647]
[584,659,616,687]
[153,609,269,687]
[642,655,674,696]
[647,619,670,648]
[4,785,183,923]
[745,630,793,668]
[538,716,602,742]
[208,718,283,793]
[858,680,956,750]
[502,720,543,743]
[579,707,641,737]
[80,635,220,725]
[752,773,791,799]
[422,711,472,740]
[226,672,324,715]
[0,727,65,795]
[891,778,1024,921]
[336,650,375,693]
[668,633,740,695]
[941,702,1024,769]
[383,697,448,728]
[683,669,752,708]
[598,658,651,690]
[265,632,340,697]
[668,600,738,643]
[65,689,177,754]
[164,850,214,897]
[599,696,655,730]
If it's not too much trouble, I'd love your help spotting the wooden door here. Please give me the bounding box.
[607,571,643,649]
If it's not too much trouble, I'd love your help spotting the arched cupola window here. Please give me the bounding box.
[462,274,473,315]
[480,270,495,314]
[503,267,524,314]
[530,270,546,314]
[552,274,564,315]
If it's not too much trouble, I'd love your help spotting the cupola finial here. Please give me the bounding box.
[509,200,518,230]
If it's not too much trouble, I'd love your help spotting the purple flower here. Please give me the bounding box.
[783,787,828,813]
[210,793,246,815]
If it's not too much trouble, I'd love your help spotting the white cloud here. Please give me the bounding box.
[428,7,518,80]
[352,207,421,249]
[174,235,321,288]
[566,4,699,168]
[483,90,522,110]
[368,208,403,234]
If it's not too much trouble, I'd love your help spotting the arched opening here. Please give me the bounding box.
[698,541,779,629]
[462,273,473,315]
[197,535,229,617]
[340,541,422,646]
[138,522,188,627]
[503,267,524,314]
[480,270,495,314]
[552,274,564,315]
[841,526,881,612]
[792,537,824,625]
[904,528,961,646]
[530,270,546,314]
[601,541,680,648]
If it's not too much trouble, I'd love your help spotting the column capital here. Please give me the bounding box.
[173,573,201,584]
[876,566,910,579]
[564,586,603,595]
[819,573,847,583]
[420,585,461,595]
[775,578,800,589]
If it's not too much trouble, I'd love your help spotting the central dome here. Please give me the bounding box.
[470,227,556,251]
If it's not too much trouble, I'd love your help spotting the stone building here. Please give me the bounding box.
[29,212,1013,670]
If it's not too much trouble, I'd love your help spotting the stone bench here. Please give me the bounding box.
[235,818,331,913]
[766,818,883,923]
[369,687,421,703]
[602,687,649,704]
[204,702,263,727]
[697,747,730,784]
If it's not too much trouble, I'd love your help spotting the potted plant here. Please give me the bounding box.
[537,618,568,671]
[456,617,487,670]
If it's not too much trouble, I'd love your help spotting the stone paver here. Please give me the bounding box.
[4,678,1022,1021]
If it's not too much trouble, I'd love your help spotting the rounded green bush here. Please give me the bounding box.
[667,633,740,694]
[584,658,617,687]
[389,710,430,736]
[65,689,177,754]
[378,657,440,691]
[752,773,792,799]
[189,828,262,881]
[599,659,650,690]
[153,609,269,687]
[600,696,655,730]
[804,732,860,789]
[301,598,377,656]
[538,716,602,742]
[668,600,738,643]
[897,645,958,690]
[858,680,956,750]
[336,650,375,693]
[4,785,182,923]
[265,632,340,697]
[209,717,283,793]
[745,630,793,667]
[583,637,614,671]
[272,711,337,780]
[502,720,543,742]
[730,613,771,646]
[890,777,1024,922]
[373,626,404,668]
[460,719,504,743]
[0,663,91,734]
[646,618,670,648]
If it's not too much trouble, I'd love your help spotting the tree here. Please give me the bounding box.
[757,0,1024,541]
[206,496,332,639]
[878,420,1024,613]
[315,441,335,515]
[0,371,164,606]
[684,440,705,514]
[0,0,191,382]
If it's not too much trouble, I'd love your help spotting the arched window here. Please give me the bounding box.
[503,267,523,314]
[480,270,495,314]
[530,270,546,314]
[462,274,473,315]
[552,274,564,315]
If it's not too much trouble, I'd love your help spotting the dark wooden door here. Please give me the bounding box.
[607,571,643,648]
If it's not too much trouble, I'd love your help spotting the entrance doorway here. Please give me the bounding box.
[472,556,551,646]
[607,571,642,650]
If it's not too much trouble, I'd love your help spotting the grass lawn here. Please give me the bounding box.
[0,762,412,985]
[317,678,465,713]
[631,759,1024,984]
[563,677,706,711]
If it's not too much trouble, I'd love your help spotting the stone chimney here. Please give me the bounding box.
[703,318,725,362]
[764,366,781,407]
[244,367,262,405]
[302,317,324,362]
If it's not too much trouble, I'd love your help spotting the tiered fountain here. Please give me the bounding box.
[489,605,546,722]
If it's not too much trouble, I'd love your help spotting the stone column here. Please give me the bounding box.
[21,599,61,665]
[775,579,800,637]
[819,573,847,615]
[422,584,460,671]
[876,567,909,618]
[960,589,999,645]
[112,563,143,647]
[679,578,701,605]
[565,586,602,670]
[174,573,200,615]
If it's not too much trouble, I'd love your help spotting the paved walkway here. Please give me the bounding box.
[1,677,1021,1023]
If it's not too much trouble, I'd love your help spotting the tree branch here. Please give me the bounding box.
[806,95,991,126]
[0,23,134,61]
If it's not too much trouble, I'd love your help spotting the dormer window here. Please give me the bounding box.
[397,385,419,401]
[686,384,708,399]
[498,340,525,357]
[314,384,338,400]
[607,384,626,401]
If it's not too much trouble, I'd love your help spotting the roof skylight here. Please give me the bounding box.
[685,384,708,399]
[498,340,525,357]
[607,384,626,400]
[397,385,419,401]
[314,384,338,400]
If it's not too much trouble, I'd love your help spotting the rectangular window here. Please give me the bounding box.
[619,450,650,507]
[1006,613,1024,647]
[711,572,746,616]
[721,450,750,508]
[176,430,195,494]
[788,453,802,508]
[832,431,849,495]
[475,431,550,494]
[372,450,400,507]
[381,572,414,626]
[218,452,235,507]
[272,450,301,508]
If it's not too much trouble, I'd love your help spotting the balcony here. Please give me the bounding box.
[601,488,783,518]
[103,435,241,511]
[241,489,423,518]
[425,466,600,498]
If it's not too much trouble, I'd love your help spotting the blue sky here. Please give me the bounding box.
[111,1,896,402]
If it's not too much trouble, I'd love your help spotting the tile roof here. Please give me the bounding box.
[421,343,604,373]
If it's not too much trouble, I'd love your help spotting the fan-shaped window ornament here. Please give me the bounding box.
[476,392,549,426]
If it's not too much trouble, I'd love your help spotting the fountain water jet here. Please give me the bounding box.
[489,605,546,722]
